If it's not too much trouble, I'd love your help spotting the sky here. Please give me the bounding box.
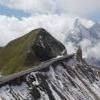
[0,0,100,46]
[0,0,100,21]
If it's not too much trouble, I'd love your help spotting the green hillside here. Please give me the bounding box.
[0,29,41,75]
[0,28,66,75]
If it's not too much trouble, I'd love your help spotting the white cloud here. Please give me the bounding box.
[87,43,100,60]
[0,0,100,16]
[0,14,76,46]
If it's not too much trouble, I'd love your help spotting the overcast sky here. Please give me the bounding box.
[0,0,100,46]
[0,0,100,20]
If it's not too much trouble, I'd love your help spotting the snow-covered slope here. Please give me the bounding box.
[0,51,100,100]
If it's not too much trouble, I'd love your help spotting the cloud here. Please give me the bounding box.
[0,0,100,16]
[0,14,76,46]
[0,0,57,14]
[87,43,100,60]
[0,14,91,46]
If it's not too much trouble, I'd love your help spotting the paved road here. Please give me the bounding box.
[0,54,74,87]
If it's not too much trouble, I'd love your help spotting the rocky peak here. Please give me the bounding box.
[30,28,67,61]
[76,46,82,61]
[74,18,81,28]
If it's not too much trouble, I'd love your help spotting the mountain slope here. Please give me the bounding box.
[66,19,99,43]
[0,29,39,75]
[0,28,66,75]
[0,49,100,100]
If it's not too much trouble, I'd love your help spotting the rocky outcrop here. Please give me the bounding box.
[76,46,82,61]
[25,28,67,66]
[30,28,67,61]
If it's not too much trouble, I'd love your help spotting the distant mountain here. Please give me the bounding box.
[66,19,100,44]
[64,18,100,66]
[0,28,66,75]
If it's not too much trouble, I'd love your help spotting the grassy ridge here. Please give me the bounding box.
[0,29,41,75]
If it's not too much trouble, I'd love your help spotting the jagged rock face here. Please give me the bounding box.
[66,19,100,44]
[31,29,67,61]
[0,54,100,100]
